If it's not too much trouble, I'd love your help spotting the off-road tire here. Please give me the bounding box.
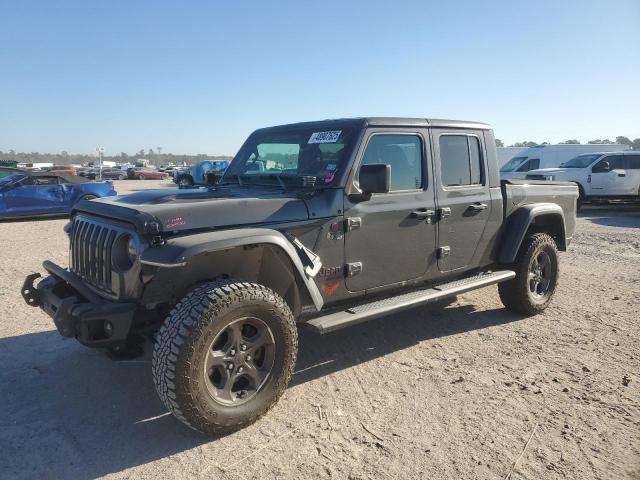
[152,279,297,435]
[498,232,559,316]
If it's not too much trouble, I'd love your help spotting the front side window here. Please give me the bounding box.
[361,134,423,191]
[517,158,540,172]
[439,135,484,187]
[500,156,527,172]
[593,155,622,172]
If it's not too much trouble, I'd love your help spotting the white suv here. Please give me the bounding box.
[526,151,640,207]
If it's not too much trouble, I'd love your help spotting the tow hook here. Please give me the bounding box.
[22,272,42,307]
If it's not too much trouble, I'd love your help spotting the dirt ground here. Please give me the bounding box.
[1,180,638,480]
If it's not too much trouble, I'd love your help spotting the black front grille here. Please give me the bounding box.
[70,216,119,293]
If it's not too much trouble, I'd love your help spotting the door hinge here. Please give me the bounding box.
[346,217,362,231]
[438,207,451,220]
[346,262,363,277]
[438,246,451,258]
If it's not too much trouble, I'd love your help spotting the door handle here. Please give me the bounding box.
[468,203,488,212]
[411,209,435,220]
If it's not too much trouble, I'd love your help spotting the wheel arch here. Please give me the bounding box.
[140,228,324,316]
[497,203,567,264]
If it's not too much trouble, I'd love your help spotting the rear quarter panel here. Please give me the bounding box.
[502,180,578,246]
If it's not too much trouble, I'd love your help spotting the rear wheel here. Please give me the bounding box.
[498,232,559,316]
[152,280,297,435]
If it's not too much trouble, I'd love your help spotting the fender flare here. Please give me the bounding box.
[140,228,324,311]
[498,203,566,264]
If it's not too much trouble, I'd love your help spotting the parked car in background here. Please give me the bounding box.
[126,168,169,180]
[0,172,117,218]
[100,168,128,180]
[500,144,630,180]
[526,151,640,207]
[46,166,78,176]
[173,160,230,187]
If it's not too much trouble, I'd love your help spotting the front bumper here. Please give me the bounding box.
[22,261,136,348]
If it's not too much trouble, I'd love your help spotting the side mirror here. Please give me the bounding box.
[593,161,610,173]
[358,164,390,195]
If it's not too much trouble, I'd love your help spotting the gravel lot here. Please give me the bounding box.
[1,180,638,480]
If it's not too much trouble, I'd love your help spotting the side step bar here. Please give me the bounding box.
[306,270,515,334]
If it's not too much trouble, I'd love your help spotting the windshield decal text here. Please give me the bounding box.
[308,131,342,144]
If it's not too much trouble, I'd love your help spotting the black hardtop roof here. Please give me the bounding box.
[255,117,492,134]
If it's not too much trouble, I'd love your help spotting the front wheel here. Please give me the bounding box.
[498,232,559,316]
[138,174,146,180]
[152,280,298,435]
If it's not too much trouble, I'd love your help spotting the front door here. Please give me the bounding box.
[3,176,65,216]
[432,130,492,272]
[590,154,629,196]
[344,131,437,292]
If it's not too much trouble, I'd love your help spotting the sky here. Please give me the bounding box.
[1,0,639,156]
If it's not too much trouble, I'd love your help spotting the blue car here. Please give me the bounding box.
[174,160,230,187]
[0,172,117,219]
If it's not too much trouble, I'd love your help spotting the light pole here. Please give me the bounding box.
[95,146,105,180]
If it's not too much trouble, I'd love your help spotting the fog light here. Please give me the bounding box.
[104,320,114,338]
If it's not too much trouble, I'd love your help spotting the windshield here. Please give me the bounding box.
[224,127,357,187]
[0,174,25,187]
[500,156,527,172]
[560,154,603,168]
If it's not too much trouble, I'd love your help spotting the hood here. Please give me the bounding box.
[82,186,310,232]
[526,167,570,175]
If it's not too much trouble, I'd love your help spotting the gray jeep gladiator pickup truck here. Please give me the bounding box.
[22,118,578,435]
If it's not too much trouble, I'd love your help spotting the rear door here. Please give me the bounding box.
[432,130,492,272]
[625,154,640,196]
[344,130,437,291]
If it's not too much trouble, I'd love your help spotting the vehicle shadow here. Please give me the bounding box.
[579,204,640,228]
[0,301,521,479]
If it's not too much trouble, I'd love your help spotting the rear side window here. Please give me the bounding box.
[361,135,423,191]
[625,155,640,169]
[439,135,483,186]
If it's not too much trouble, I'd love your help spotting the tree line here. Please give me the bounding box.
[0,149,232,167]
[496,136,640,149]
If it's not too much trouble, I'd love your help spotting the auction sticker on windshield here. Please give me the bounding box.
[308,131,342,144]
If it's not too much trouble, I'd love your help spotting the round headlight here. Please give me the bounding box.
[127,236,140,263]
[112,234,139,272]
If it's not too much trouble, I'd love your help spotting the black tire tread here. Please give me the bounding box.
[152,279,297,435]
[498,232,558,316]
